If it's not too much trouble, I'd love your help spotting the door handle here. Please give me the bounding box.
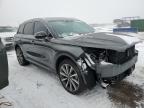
[31,40,35,44]
[19,39,22,43]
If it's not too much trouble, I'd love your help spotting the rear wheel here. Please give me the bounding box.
[58,59,86,95]
[16,47,29,66]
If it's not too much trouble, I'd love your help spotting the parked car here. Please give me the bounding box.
[0,37,9,89]
[14,17,140,94]
[0,32,15,49]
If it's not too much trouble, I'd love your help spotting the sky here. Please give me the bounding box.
[0,0,144,26]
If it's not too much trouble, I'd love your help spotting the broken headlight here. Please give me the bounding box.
[82,47,108,65]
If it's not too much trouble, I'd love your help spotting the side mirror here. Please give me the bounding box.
[34,31,47,39]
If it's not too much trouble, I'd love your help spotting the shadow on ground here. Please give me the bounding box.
[107,81,144,108]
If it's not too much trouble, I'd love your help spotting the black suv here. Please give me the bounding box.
[0,37,9,89]
[14,17,139,94]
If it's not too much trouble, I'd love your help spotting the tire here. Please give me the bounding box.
[16,47,29,66]
[58,59,86,95]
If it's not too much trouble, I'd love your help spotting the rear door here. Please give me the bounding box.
[0,38,9,89]
[21,22,36,61]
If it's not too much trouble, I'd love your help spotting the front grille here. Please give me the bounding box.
[107,46,136,64]
[5,43,13,47]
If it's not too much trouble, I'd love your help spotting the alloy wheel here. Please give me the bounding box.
[16,48,24,64]
[59,64,80,92]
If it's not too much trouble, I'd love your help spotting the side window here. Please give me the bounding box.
[34,22,47,34]
[17,24,24,34]
[23,22,34,35]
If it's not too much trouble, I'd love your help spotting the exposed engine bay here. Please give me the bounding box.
[77,45,138,87]
[82,45,137,65]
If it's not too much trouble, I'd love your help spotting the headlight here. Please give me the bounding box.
[82,47,108,63]
[4,37,14,42]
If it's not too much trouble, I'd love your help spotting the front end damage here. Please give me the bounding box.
[77,46,138,88]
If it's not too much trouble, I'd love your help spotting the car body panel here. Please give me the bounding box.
[15,35,84,71]
[50,32,140,52]
[14,17,139,84]
[97,55,137,77]
[0,38,9,89]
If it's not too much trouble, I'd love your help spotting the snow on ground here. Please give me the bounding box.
[0,30,144,108]
[0,50,113,108]
[94,24,116,33]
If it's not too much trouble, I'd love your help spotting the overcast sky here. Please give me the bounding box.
[0,0,144,26]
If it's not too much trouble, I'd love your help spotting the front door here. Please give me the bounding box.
[32,21,54,69]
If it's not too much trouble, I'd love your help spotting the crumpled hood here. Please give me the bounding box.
[51,32,141,52]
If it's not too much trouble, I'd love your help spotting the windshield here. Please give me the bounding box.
[48,20,95,38]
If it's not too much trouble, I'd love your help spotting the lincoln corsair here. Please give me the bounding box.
[14,17,139,94]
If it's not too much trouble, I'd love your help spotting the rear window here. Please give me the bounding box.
[23,22,34,35]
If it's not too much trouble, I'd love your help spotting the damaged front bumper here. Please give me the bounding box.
[77,53,138,84]
[97,55,138,78]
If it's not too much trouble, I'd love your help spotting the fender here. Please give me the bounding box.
[54,51,90,85]
[54,51,79,69]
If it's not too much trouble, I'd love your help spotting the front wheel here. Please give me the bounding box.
[58,59,86,95]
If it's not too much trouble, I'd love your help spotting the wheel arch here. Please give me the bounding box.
[55,53,78,73]
[15,44,20,50]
